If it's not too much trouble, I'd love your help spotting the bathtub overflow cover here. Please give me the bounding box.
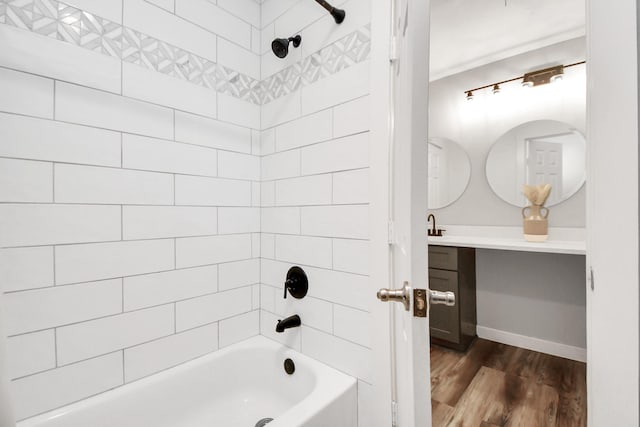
[255,418,273,427]
[284,358,295,375]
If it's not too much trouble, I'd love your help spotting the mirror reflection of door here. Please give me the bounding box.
[428,141,443,208]
[526,136,564,205]
[427,138,471,210]
[486,121,586,207]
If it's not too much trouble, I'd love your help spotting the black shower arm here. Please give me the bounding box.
[314,0,337,13]
[313,0,345,24]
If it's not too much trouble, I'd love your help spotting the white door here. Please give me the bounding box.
[370,0,431,426]
[586,0,639,425]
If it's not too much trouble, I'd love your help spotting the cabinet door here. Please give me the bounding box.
[428,268,460,343]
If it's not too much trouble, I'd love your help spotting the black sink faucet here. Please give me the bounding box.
[276,315,301,333]
[427,213,444,237]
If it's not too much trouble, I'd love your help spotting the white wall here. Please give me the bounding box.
[476,250,586,358]
[0,0,261,420]
[429,37,587,227]
[257,1,373,426]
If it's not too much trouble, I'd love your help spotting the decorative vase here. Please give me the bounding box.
[522,204,549,242]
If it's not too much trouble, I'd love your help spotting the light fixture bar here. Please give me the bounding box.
[463,60,585,97]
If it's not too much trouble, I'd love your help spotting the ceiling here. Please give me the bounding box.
[429,0,585,81]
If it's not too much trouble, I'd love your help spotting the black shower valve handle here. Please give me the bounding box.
[283,266,308,299]
[283,278,293,299]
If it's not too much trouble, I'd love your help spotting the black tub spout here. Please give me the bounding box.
[276,315,301,333]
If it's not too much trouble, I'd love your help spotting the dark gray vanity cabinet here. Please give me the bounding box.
[428,245,477,351]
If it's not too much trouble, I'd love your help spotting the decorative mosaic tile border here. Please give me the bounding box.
[0,0,370,106]
[260,25,371,104]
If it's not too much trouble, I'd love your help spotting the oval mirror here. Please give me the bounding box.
[428,137,472,209]
[485,120,586,207]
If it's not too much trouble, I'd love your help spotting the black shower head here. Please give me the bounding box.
[271,35,302,59]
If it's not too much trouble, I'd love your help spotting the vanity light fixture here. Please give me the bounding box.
[522,65,564,87]
[463,60,585,98]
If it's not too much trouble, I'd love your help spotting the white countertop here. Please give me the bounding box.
[427,225,586,255]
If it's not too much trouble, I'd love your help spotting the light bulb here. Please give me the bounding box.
[550,73,564,83]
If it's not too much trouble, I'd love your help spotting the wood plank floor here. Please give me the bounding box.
[430,339,586,427]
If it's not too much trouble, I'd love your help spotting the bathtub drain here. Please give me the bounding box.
[255,418,273,427]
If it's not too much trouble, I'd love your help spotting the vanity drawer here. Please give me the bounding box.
[428,246,458,270]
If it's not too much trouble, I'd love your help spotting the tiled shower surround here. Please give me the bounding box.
[0,0,372,423]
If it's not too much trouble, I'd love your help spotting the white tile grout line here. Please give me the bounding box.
[2,230,367,256]
[0,156,266,184]
[0,201,269,209]
[0,63,370,146]
[144,0,260,53]
[4,261,265,295]
[7,286,260,345]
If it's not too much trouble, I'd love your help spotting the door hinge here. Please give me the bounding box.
[388,221,395,245]
[391,400,398,427]
[589,266,595,291]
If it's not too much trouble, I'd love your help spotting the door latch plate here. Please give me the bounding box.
[413,289,427,317]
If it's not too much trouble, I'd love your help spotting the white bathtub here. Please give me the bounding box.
[18,336,357,427]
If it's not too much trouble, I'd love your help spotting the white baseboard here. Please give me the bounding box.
[476,326,587,363]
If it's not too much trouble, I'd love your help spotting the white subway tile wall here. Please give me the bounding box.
[0,1,261,420]
[0,0,372,423]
